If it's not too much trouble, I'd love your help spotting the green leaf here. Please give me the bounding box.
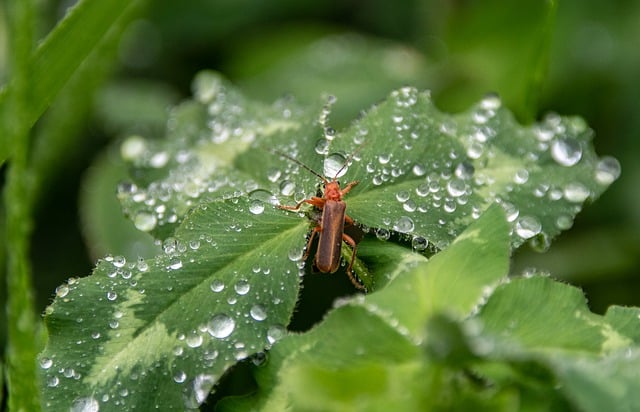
[39,198,306,410]
[471,276,640,411]
[43,72,620,409]
[218,202,511,411]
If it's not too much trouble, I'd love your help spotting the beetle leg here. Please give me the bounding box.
[342,233,364,290]
[278,196,325,211]
[304,225,321,260]
[340,180,359,197]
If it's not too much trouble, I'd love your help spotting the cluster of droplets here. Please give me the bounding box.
[118,71,305,234]
[311,89,621,250]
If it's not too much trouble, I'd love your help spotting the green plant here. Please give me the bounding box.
[36,72,630,410]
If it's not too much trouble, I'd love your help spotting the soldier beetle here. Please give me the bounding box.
[272,149,364,289]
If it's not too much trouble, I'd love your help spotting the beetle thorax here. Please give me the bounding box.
[323,181,342,201]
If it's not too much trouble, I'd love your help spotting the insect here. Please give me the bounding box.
[273,149,364,289]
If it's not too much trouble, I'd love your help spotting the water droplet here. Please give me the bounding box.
[555,214,574,230]
[106,291,117,301]
[515,216,542,239]
[403,199,417,212]
[288,247,304,262]
[167,258,183,270]
[266,168,282,183]
[411,237,428,251]
[55,285,69,298]
[551,138,582,166]
[279,180,296,196]
[594,156,621,185]
[193,374,216,404]
[395,191,410,202]
[174,371,187,383]
[250,305,267,321]
[563,182,590,203]
[71,397,100,412]
[113,256,126,268]
[393,216,415,233]
[210,279,224,292]
[315,139,330,155]
[324,153,348,178]
[446,178,466,197]
[186,331,203,348]
[149,151,169,168]
[40,357,53,369]
[249,199,265,215]
[208,314,235,338]
[412,164,426,176]
[454,162,475,179]
[189,240,201,250]
[267,324,286,345]
[133,212,157,232]
[514,169,529,184]
[234,280,250,295]
[375,228,390,240]
[120,135,147,161]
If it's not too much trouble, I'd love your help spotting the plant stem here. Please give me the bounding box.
[2,0,41,410]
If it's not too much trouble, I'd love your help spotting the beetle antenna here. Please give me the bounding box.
[269,149,328,183]
[333,142,366,179]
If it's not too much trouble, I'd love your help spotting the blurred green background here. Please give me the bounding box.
[1,0,638,335]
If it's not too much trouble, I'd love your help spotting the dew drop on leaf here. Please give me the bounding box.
[234,280,250,295]
[55,285,69,298]
[70,396,99,412]
[133,212,157,232]
[248,199,265,215]
[446,178,466,197]
[324,153,348,178]
[563,182,591,203]
[186,331,203,348]
[207,314,235,338]
[250,305,267,321]
[173,371,187,383]
[39,357,53,369]
[267,324,286,345]
[210,279,224,292]
[393,216,415,233]
[411,236,428,251]
[594,156,621,185]
[288,247,304,262]
[279,180,296,196]
[551,137,582,166]
[515,216,542,239]
[120,135,147,161]
[375,228,391,240]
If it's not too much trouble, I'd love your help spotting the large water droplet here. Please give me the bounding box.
[234,280,250,295]
[120,135,147,161]
[250,305,267,321]
[563,182,590,203]
[551,138,582,166]
[594,156,621,185]
[40,357,53,369]
[70,396,100,412]
[279,180,296,196]
[515,216,542,239]
[324,153,348,178]
[446,178,466,197]
[210,279,224,292]
[393,216,415,233]
[186,331,203,348]
[173,371,187,383]
[207,314,235,339]
[249,199,265,215]
[267,324,286,345]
